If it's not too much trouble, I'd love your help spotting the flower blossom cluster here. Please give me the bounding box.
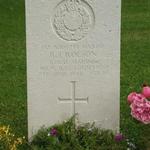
[127,85,150,124]
[48,128,58,137]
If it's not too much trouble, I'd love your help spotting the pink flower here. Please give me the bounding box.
[49,128,58,136]
[114,133,124,142]
[130,98,150,124]
[127,92,145,104]
[142,86,150,98]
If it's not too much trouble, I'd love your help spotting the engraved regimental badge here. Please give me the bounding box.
[52,0,95,41]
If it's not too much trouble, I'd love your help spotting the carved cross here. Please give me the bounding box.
[58,81,88,116]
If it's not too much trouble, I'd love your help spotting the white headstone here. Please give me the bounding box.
[26,0,121,139]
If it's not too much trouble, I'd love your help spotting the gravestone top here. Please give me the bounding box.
[26,0,121,139]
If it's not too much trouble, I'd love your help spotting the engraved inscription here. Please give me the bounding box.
[40,49,103,77]
[39,43,114,77]
[52,0,95,41]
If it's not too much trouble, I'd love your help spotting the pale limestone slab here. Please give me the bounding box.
[26,0,121,139]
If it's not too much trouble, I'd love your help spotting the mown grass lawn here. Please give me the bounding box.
[0,0,150,149]
[121,0,150,149]
[0,0,27,137]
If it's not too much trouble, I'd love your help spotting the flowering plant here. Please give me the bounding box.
[114,133,124,142]
[31,117,128,149]
[127,84,150,124]
[48,128,58,137]
[0,125,25,150]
